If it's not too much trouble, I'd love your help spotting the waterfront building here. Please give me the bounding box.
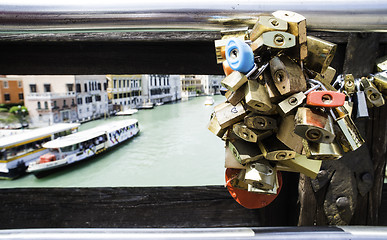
[19,75,77,127]
[143,74,181,104]
[180,75,205,98]
[0,76,24,105]
[106,74,143,110]
[75,75,109,121]
[202,75,223,95]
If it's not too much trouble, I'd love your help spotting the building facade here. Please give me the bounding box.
[181,75,204,98]
[143,74,181,104]
[20,75,77,127]
[0,76,24,105]
[75,75,109,121]
[107,74,143,110]
[202,75,223,95]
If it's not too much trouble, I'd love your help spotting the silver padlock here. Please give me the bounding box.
[250,15,288,42]
[244,160,277,190]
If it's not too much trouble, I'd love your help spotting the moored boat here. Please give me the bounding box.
[27,119,139,177]
[204,96,214,105]
[115,108,138,116]
[0,123,80,179]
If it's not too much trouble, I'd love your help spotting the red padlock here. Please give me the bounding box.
[222,60,234,76]
[306,91,345,107]
[225,168,282,209]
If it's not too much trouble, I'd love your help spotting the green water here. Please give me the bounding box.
[0,95,225,188]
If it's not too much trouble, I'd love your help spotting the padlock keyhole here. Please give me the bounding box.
[306,129,322,141]
[230,49,239,59]
[321,94,332,104]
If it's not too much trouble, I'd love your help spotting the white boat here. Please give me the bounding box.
[115,108,138,116]
[26,119,139,176]
[155,102,164,106]
[0,123,80,179]
[139,101,154,109]
[204,96,214,105]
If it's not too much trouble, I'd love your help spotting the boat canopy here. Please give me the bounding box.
[43,119,138,149]
[0,123,80,148]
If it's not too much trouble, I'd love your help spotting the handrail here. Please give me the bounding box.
[0,1,386,32]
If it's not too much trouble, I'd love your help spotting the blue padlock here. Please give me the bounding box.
[225,38,255,74]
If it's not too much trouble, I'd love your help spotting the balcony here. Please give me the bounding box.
[27,92,76,100]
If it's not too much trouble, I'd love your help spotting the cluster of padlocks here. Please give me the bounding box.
[208,10,387,209]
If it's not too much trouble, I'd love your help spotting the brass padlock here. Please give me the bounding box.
[207,112,228,139]
[225,83,246,106]
[221,71,248,92]
[244,160,277,190]
[227,137,265,165]
[225,145,247,169]
[344,74,356,94]
[373,72,387,96]
[272,10,307,61]
[279,154,322,179]
[376,55,387,72]
[302,139,343,160]
[250,15,288,42]
[228,169,249,190]
[244,113,278,130]
[215,28,249,64]
[251,31,296,52]
[258,135,296,161]
[214,102,247,128]
[276,115,304,154]
[294,107,335,144]
[245,79,273,112]
[314,66,337,91]
[233,122,273,143]
[247,173,279,194]
[305,36,337,74]
[277,92,306,116]
[263,71,283,103]
[330,106,364,151]
[269,55,307,96]
[361,76,385,107]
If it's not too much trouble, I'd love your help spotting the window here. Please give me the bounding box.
[103,82,107,91]
[127,80,129,88]
[4,93,10,101]
[37,102,41,109]
[18,93,23,100]
[76,83,81,93]
[18,81,22,88]
[113,94,118,99]
[44,84,51,92]
[98,83,101,90]
[77,98,83,105]
[66,84,74,92]
[71,99,75,106]
[84,83,88,92]
[63,100,67,106]
[44,101,48,109]
[3,81,8,88]
[30,84,37,93]
[122,80,125,88]
[113,79,117,88]
[53,101,57,108]
[96,95,101,102]
[119,80,121,88]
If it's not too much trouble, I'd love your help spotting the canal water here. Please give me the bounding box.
[0,95,226,188]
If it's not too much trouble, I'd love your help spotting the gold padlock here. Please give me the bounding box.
[294,107,335,144]
[250,15,288,42]
[280,154,322,179]
[244,160,277,190]
[244,113,278,130]
[376,55,387,72]
[214,102,247,128]
[276,115,304,154]
[245,79,273,112]
[263,71,283,103]
[247,174,279,194]
[227,136,265,165]
[361,77,385,107]
[330,106,364,152]
[233,122,273,143]
[225,83,246,106]
[207,112,228,139]
[258,135,296,161]
[225,145,247,169]
[344,74,356,94]
[305,36,337,74]
[272,10,307,61]
[228,169,249,190]
[269,55,307,96]
[277,92,306,116]
[373,72,387,96]
[314,67,337,91]
[214,28,249,64]
[221,71,248,92]
[302,139,343,160]
[250,31,296,52]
